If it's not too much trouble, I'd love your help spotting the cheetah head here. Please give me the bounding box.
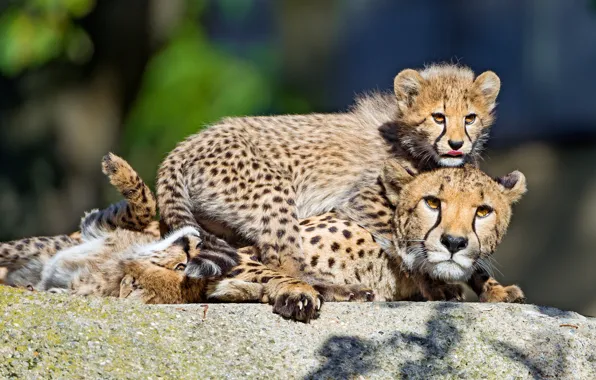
[144,228,204,272]
[381,160,526,282]
[393,64,500,167]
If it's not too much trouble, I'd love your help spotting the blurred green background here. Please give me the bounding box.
[0,0,595,316]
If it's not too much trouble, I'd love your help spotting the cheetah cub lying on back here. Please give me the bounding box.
[0,154,238,303]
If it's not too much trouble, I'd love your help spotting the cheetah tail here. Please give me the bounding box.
[184,234,241,279]
[0,235,80,269]
[78,153,157,237]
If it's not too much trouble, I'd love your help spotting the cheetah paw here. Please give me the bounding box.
[119,274,140,298]
[47,287,69,294]
[272,286,323,323]
[422,283,465,302]
[313,283,375,302]
[479,284,525,304]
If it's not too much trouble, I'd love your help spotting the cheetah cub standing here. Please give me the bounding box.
[0,154,238,303]
[157,63,503,295]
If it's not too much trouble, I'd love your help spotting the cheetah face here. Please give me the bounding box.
[382,161,526,282]
[393,66,501,168]
[140,227,203,271]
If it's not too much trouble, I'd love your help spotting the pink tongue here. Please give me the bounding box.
[447,150,463,157]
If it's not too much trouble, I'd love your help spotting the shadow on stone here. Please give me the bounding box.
[377,301,416,309]
[398,302,462,378]
[534,305,579,319]
[304,335,379,379]
[491,341,549,379]
[305,302,464,379]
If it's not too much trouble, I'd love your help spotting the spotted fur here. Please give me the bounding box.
[209,163,527,307]
[156,63,501,290]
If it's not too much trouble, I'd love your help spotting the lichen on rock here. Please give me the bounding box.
[1,286,595,379]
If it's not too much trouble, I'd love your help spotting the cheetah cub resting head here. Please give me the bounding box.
[386,64,500,167]
[382,161,526,282]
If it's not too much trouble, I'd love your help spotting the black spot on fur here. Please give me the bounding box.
[227,268,244,277]
[342,230,352,239]
[328,258,336,268]
[310,236,322,245]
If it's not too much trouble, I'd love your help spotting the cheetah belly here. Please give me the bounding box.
[298,212,420,301]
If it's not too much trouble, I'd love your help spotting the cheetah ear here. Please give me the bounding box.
[394,69,424,108]
[381,160,416,206]
[495,170,527,203]
[474,71,501,108]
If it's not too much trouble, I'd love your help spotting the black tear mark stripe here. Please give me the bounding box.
[433,124,447,151]
[424,209,442,241]
[471,216,481,254]
[464,123,472,143]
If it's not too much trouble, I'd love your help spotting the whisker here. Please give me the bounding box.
[484,256,504,277]
[476,257,500,278]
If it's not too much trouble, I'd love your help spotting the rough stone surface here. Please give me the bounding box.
[0,286,594,379]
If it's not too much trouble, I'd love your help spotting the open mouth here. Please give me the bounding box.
[444,150,463,157]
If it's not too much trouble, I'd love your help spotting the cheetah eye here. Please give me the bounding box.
[465,114,477,125]
[174,263,187,271]
[424,196,441,210]
[476,205,493,218]
[432,113,445,124]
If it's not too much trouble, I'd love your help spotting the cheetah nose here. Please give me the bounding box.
[448,140,464,150]
[440,234,468,255]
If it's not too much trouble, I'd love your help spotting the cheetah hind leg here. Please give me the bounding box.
[78,152,157,235]
[311,282,375,302]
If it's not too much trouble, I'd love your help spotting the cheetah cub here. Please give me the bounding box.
[157,63,502,289]
[0,154,238,303]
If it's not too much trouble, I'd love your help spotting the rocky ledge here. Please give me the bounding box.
[0,286,594,379]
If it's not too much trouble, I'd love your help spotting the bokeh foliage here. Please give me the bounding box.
[0,0,95,75]
[0,0,303,184]
[123,6,273,179]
